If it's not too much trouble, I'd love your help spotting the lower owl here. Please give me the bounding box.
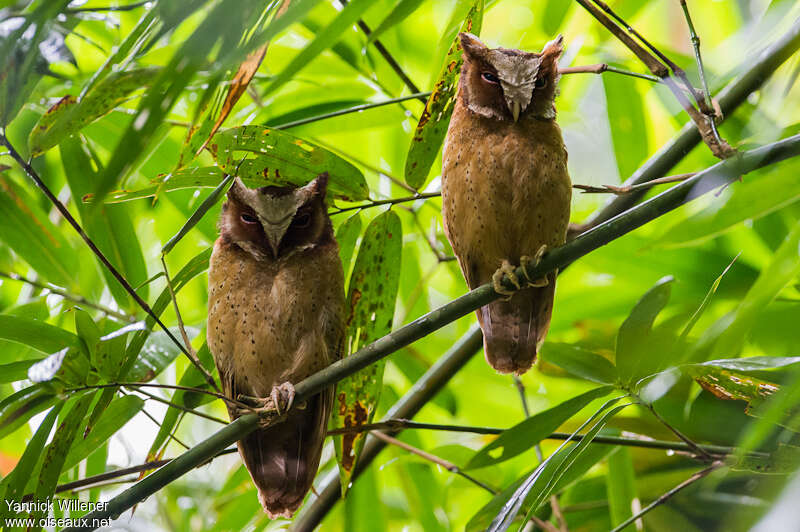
[442,33,572,374]
[207,173,345,518]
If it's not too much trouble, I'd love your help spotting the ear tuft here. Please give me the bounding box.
[459,32,487,60]
[227,176,248,201]
[306,172,329,196]
[541,34,564,60]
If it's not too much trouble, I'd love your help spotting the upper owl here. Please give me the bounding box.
[457,32,564,122]
[219,173,333,262]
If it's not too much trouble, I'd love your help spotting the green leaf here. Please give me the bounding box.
[704,222,800,359]
[332,210,403,494]
[94,167,227,203]
[733,443,800,474]
[32,392,94,523]
[487,401,630,532]
[335,212,362,280]
[466,385,613,470]
[61,136,150,309]
[74,307,101,360]
[0,175,79,288]
[0,385,57,439]
[540,342,618,384]
[404,0,484,189]
[162,174,234,255]
[680,254,740,340]
[210,126,369,201]
[616,276,674,386]
[367,0,426,44]
[262,0,377,97]
[0,315,81,354]
[127,327,197,382]
[29,67,161,156]
[606,447,638,532]
[2,403,64,508]
[63,395,144,471]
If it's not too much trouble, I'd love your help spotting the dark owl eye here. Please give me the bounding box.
[240,213,258,224]
[481,72,500,84]
[535,77,547,88]
[293,212,311,228]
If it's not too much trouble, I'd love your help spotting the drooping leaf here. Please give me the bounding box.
[540,342,618,384]
[29,67,161,156]
[209,125,369,201]
[335,212,362,281]
[466,385,613,470]
[0,176,79,288]
[332,210,402,494]
[32,392,94,524]
[616,276,675,386]
[404,0,484,189]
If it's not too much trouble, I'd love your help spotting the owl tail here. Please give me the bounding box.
[236,390,331,519]
[477,275,556,375]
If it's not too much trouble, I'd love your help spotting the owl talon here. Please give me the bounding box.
[235,382,296,428]
[492,260,521,299]
[521,246,549,288]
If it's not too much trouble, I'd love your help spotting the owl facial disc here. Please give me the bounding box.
[486,50,541,122]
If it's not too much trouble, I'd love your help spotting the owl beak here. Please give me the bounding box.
[509,100,522,122]
[264,227,286,259]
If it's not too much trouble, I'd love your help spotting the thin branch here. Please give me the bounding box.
[273,92,432,130]
[65,1,151,13]
[329,191,441,215]
[559,63,660,83]
[573,173,696,195]
[641,400,713,461]
[126,386,229,425]
[160,255,218,390]
[608,462,724,532]
[0,134,219,392]
[66,135,800,530]
[372,431,498,494]
[136,406,190,450]
[325,419,756,458]
[408,208,456,263]
[512,375,531,417]
[0,271,135,322]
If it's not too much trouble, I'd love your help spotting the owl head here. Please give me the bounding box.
[457,33,564,122]
[220,173,333,261]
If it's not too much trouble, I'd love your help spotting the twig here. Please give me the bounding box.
[408,208,455,263]
[65,135,800,530]
[573,173,696,195]
[0,134,220,392]
[512,375,531,418]
[273,92,432,129]
[126,386,229,425]
[371,431,498,494]
[559,63,660,83]
[136,406,190,450]
[0,271,135,322]
[160,255,218,390]
[329,192,440,215]
[608,462,724,532]
[641,401,713,462]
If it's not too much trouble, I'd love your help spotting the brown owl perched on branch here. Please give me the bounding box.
[441,33,572,375]
[207,174,345,518]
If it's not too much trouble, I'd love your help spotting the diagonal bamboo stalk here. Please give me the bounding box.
[65,133,800,531]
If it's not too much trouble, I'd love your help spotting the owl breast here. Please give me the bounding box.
[441,101,572,287]
[207,239,345,399]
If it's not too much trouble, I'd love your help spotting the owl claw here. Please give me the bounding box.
[521,245,549,288]
[236,382,296,428]
[492,260,521,300]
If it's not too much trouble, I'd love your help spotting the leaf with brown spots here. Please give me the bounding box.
[403,0,484,190]
[330,210,402,495]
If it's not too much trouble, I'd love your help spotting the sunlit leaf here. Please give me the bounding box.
[540,342,618,384]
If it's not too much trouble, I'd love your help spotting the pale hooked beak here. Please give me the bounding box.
[264,224,289,259]
[509,100,522,122]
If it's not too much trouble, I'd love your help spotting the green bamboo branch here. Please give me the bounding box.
[67,134,800,531]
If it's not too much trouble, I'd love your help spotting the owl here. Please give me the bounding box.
[207,173,345,518]
[441,33,571,375]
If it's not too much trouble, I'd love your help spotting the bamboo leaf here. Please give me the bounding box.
[0,384,57,439]
[403,0,484,189]
[606,447,638,532]
[0,315,81,354]
[466,385,613,470]
[29,67,161,156]
[540,342,618,384]
[332,210,402,494]
[210,126,369,201]
[335,213,362,281]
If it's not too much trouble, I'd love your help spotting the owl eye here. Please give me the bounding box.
[535,76,547,88]
[481,72,500,84]
[240,213,258,224]
[293,212,311,228]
